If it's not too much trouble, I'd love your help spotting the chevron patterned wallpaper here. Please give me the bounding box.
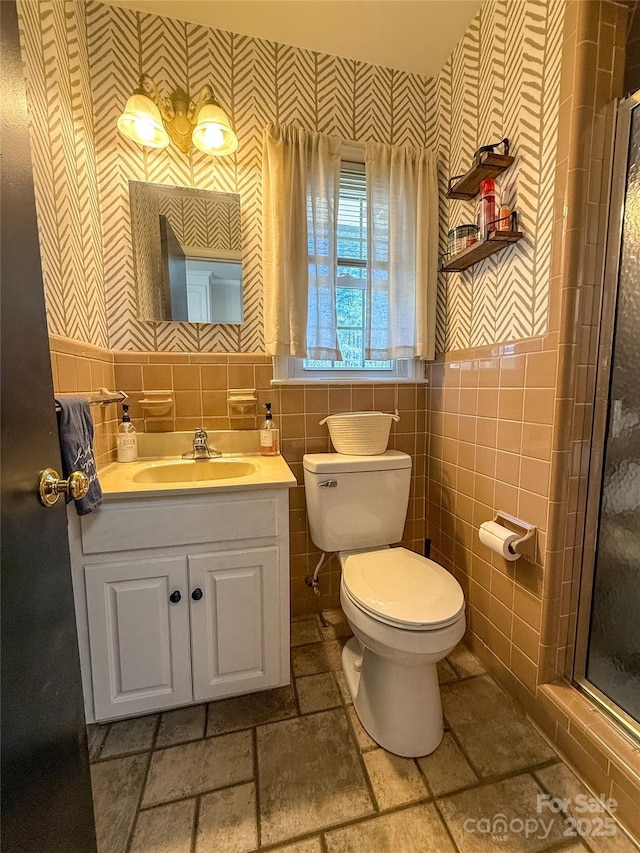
[19,0,563,354]
[17,0,108,348]
[435,0,564,351]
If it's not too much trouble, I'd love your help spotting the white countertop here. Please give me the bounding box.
[98,453,297,500]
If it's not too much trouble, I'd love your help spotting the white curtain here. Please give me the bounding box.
[262,123,342,358]
[365,141,439,361]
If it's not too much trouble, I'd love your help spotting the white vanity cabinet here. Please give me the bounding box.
[68,487,290,722]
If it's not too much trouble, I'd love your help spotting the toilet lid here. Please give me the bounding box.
[342,548,465,630]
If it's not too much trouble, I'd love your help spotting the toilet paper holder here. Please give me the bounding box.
[491,511,536,561]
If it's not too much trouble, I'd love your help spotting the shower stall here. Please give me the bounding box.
[575,90,640,736]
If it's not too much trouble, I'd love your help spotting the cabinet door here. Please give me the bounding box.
[189,548,280,701]
[85,556,191,720]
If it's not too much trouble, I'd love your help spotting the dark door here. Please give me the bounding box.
[159,214,189,320]
[0,3,97,851]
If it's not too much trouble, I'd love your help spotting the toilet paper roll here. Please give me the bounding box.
[479,521,520,561]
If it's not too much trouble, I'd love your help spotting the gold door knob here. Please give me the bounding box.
[38,468,90,507]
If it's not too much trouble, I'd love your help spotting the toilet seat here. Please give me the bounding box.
[341,547,465,631]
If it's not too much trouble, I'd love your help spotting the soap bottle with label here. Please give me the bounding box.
[260,402,280,456]
[117,404,138,463]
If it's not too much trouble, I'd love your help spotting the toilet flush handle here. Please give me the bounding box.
[318,479,337,488]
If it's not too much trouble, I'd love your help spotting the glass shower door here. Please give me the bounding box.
[579,91,640,729]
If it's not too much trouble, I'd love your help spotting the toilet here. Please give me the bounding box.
[303,450,466,757]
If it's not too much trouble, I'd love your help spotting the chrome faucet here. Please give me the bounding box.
[182,427,222,460]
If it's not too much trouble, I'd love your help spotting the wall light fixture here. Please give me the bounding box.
[117,74,238,156]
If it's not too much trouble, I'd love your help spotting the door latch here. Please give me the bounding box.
[38,468,90,507]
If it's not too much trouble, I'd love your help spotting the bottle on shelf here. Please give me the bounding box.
[476,178,498,241]
[117,403,138,463]
[260,402,280,457]
[498,205,512,231]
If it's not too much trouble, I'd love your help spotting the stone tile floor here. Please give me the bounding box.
[89,609,639,853]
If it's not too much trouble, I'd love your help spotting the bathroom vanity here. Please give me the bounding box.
[67,437,295,722]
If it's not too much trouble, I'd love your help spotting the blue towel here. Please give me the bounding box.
[55,396,103,516]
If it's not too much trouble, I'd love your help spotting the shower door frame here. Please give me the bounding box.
[573,88,640,741]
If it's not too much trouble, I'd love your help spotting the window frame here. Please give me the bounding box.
[273,154,425,384]
[272,355,423,384]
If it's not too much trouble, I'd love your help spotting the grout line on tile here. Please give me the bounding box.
[431,794,463,853]
[253,796,438,852]
[444,756,563,793]
[190,794,201,853]
[124,714,161,853]
[414,749,435,799]
[89,722,111,762]
[92,746,156,763]
[291,671,302,717]
[92,707,212,762]
[252,727,262,849]
[247,831,326,853]
[343,707,381,812]
[441,716,483,781]
[435,765,564,804]
[203,702,212,739]
[137,778,257,814]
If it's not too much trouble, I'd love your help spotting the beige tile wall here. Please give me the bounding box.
[112,351,427,618]
[425,335,558,696]
[425,2,640,841]
[49,334,117,468]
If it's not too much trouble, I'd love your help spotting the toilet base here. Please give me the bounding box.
[342,636,444,758]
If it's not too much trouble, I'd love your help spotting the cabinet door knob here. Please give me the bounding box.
[169,590,181,603]
[191,588,203,601]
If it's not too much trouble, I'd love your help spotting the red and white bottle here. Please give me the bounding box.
[477,178,498,241]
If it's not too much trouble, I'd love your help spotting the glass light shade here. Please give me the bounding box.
[117,92,170,149]
[192,103,238,156]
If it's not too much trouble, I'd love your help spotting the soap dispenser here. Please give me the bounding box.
[260,402,280,456]
[117,403,138,463]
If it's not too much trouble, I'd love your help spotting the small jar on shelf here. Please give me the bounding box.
[447,224,479,256]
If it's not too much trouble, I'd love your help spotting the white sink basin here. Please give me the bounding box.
[132,459,257,484]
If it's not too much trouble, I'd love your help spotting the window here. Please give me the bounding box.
[274,161,421,383]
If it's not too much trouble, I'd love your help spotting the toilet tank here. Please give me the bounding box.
[303,451,412,552]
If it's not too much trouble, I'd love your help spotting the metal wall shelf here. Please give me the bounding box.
[439,230,523,273]
[447,150,515,200]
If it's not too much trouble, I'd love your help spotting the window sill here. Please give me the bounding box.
[271,377,428,385]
